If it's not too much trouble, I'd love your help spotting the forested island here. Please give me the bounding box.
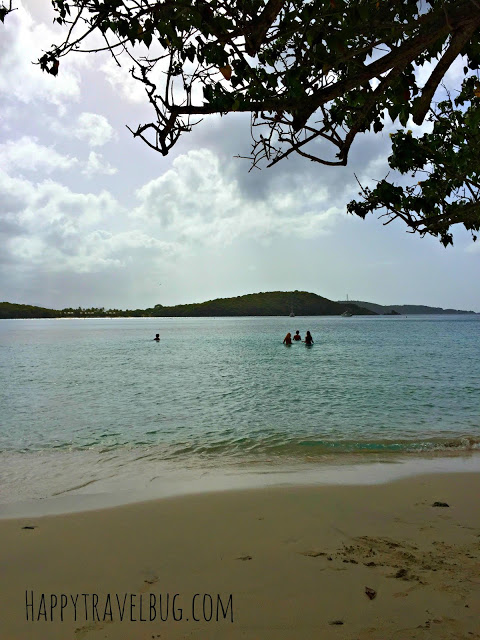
[150,291,372,317]
[338,301,477,315]
[0,292,476,319]
[0,302,147,319]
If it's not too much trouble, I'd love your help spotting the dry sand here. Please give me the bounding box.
[1,472,479,639]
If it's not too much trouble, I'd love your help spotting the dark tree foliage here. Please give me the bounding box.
[0,1,15,22]
[148,290,375,315]
[4,0,480,243]
[348,76,480,245]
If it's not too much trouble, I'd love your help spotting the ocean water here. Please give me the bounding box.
[1,315,479,507]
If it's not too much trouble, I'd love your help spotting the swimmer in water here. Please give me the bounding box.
[304,331,314,345]
[283,332,292,345]
[154,334,160,341]
[293,330,301,341]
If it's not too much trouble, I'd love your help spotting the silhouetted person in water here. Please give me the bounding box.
[154,334,160,341]
[283,332,292,345]
[304,331,314,345]
[293,330,302,341]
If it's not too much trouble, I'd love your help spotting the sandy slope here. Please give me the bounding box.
[0,472,479,639]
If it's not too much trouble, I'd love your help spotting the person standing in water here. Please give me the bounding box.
[293,330,302,341]
[283,332,292,345]
[304,331,314,345]
[154,334,160,341]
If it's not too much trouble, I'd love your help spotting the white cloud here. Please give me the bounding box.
[52,229,180,273]
[100,57,146,104]
[101,49,197,107]
[0,136,78,173]
[7,235,46,263]
[133,149,339,245]
[0,146,340,283]
[0,167,119,235]
[75,113,115,147]
[0,1,83,106]
[82,151,117,177]
[0,165,180,275]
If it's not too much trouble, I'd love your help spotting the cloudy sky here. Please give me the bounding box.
[1,1,479,311]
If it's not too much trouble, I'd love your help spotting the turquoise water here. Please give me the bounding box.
[1,315,479,503]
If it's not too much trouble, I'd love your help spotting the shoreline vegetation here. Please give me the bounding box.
[0,291,477,319]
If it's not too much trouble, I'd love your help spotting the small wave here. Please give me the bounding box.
[148,434,480,460]
[295,437,480,453]
[1,435,480,460]
[202,434,477,453]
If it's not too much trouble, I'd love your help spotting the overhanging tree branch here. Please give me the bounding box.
[3,0,479,244]
[413,19,479,124]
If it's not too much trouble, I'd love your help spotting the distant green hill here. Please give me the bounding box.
[0,294,373,319]
[0,302,60,319]
[10,291,474,319]
[0,302,145,319]
[8,293,473,319]
[339,301,476,315]
[149,291,374,317]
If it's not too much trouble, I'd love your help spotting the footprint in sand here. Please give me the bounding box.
[140,575,159,594]
[75,620,111,638]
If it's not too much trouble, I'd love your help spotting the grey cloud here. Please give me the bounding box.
[133,148,340,247]
[180,110,394,210]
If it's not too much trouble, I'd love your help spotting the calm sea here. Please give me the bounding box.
[1,315,479,507]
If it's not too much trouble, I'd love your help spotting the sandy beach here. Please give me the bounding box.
[1,471,479,639]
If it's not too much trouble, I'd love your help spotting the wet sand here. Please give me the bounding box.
[1,472,479,639]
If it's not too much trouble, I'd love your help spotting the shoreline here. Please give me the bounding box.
[1,471,479,639]
[2,451,480,519]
